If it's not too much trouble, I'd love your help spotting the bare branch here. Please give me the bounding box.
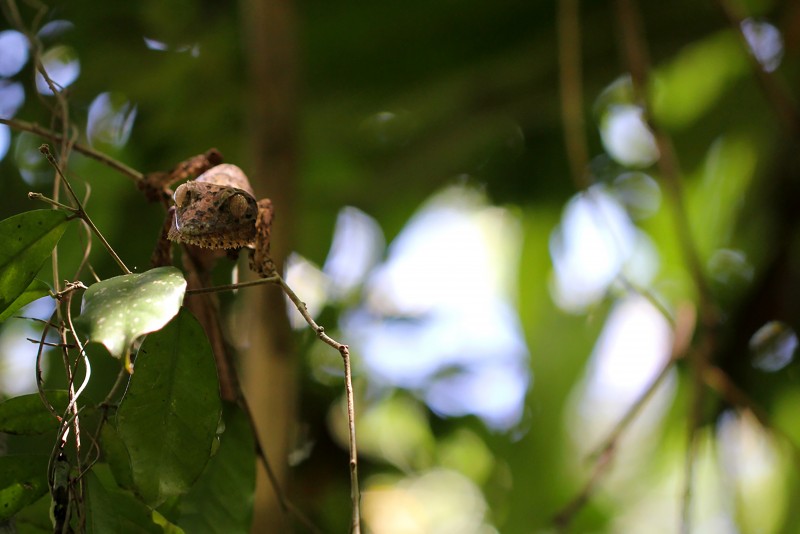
[274,275,361,533]
[0,117,144,182]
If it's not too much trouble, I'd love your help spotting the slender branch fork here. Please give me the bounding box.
[0,117,144,182]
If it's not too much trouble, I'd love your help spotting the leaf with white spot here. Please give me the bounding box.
[75,267,187,358]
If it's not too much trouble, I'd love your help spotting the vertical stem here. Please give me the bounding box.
[614,0,715,323]
[276,276,361,532]
[341,346,361,534]
[558,0,590,190]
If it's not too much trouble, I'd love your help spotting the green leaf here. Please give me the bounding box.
[116,308,222,506]
[152,510,186,534]
[11,494,52,534]
[0,391,68,435]
[100,423,135,490]
[176,402,255,533]
[0,279,51,323]
[75,267,187,359]
[0,210,70,318]
[0,454,49,521]
[85,466,162,534]
[650,30,748,129]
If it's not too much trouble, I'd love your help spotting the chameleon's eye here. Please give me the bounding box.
[174,183,190,207]
[228,193,251,218]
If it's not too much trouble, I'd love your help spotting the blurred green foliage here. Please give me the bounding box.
[1,0,800,532]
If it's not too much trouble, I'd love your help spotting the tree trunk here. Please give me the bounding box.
[239,0,299,532]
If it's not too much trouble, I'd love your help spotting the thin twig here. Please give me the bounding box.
[587,354,677,462]
[553,446,615,530]
[35,309,61,421]
[101,366,131,408]
[62,287,89,528]
[613,3,718,531]
[73,219,95,283]
[39,144,132,274]
[680,418,699,534]
[702,365,800,469]
[185,276,280,295]
[63,286,91,417]
[678,330,715,534]
[557,0,590,190]
[275,274,361,534]
[0,117,144,182]
[615,0,715,326]
[713,0,800,135]
[28,192,80,212]
[554,303,696,529]
[26,338,74,348]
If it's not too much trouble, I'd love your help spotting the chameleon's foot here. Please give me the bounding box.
[249,249,277,278]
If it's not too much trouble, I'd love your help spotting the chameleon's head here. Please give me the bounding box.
[168,180,259,249]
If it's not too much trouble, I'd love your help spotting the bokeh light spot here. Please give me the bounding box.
[14,131,54,186]
[0,80,25,117]
[550,186,657,313]
[343,186,529,430]
[741,19,783,73]
[749,320,797,372]
[322,206,384,300]
[87,92,137,149]
[600,105,660,168]
[0,30,28,77]
[568,296,675,453]
[363,469,496,534]
[36,45,80,94]
[0,124,9,162]
[612,171,661,219]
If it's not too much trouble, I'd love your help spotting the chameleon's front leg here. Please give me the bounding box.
[151,206,177,267]
[250,198,276,277]
[143,149,224,267]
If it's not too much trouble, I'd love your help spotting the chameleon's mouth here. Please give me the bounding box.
[167,180,259,249]
[167,224,256,249]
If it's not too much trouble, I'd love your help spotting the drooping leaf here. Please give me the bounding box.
[0,454,49,521]
[0,279,51,323]
[176,402,256,533]
[0,391,68,435]
[116,308,222,506]
[100,422,135,490]
[84,466,162,534]
[75,266,187,359]
[0,210,70,318]
[10,494,52,534]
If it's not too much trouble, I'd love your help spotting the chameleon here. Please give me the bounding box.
[144,151,275,276]
[143,151,273,400]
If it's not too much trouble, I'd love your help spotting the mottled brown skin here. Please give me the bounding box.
[167,164,275,275]
[139,148,223,202]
